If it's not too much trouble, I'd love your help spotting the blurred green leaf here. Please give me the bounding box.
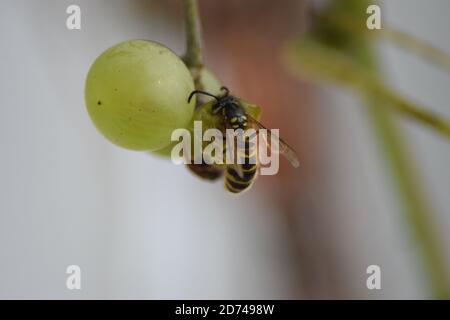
[284,38,450,140]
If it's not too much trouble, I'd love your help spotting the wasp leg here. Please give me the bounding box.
[186,162,224,181]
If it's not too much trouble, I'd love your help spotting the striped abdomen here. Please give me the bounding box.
[224,122,258,193]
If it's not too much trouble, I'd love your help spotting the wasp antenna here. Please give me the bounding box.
[187,90,219,103]
[220,86,230,96]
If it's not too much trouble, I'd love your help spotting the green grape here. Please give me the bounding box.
[85,40,195,151]
[198,68,223,98]
[151,67,223,158]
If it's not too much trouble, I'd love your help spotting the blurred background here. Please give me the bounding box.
[0,0,449,299]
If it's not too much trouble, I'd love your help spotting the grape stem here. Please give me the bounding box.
[182,0,204,87]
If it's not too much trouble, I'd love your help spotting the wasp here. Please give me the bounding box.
[187,87,299,193]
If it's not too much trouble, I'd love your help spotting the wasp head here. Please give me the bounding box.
[188,87,238,115]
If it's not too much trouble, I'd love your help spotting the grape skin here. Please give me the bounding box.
[85,40,195,151]
[151,68,223,158]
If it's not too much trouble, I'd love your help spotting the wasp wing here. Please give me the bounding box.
[226,135,244,179]
[224,123,245,179]
[245,114,300,168]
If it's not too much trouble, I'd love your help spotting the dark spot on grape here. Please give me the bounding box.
[97,101,102,106]
[114,88,118,92]
[159,50,164,54]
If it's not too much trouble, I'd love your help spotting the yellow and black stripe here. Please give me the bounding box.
[225,136,258,193]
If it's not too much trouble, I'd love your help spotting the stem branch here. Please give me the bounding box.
[285,39,450,140]
[182,0,203,69]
